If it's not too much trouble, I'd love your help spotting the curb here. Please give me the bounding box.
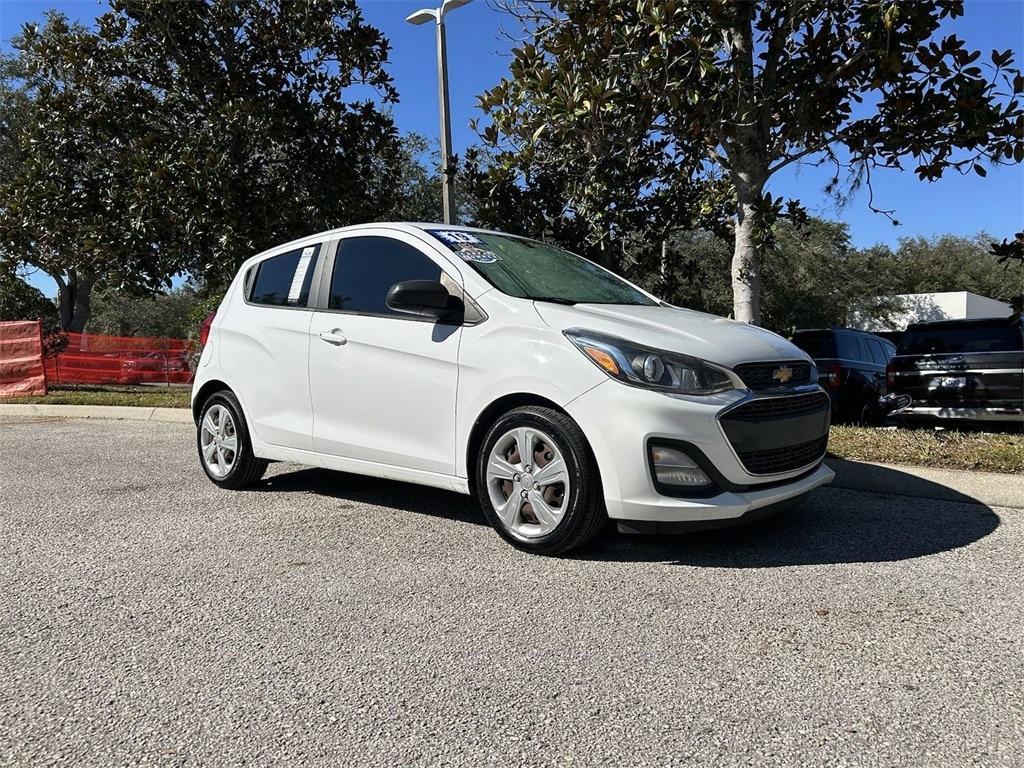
[827,458,1023,510]
[0,403,192,424]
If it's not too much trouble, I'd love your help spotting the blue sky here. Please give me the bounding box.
[2,0,1022,295]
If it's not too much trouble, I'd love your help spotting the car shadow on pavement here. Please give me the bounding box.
[251,467,487,527]
[248,463,1000,568]
[583,462,1001,568]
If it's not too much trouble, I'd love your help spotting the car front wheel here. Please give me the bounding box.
[476,406,606,555]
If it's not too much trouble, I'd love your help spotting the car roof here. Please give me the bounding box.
[236,222,514,273]
[793,327,889,339]
[289,221,506,242]
[905,316,1019,331]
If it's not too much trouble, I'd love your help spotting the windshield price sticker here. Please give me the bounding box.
[287,246,315,303]
[431,230,484,246]
[455,245,500,264]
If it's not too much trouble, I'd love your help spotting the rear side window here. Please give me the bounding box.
[899,322,1024,354]
[248,245,321,307]
[329,236,442,315]
[865,338,890,365]
[791,332,834,359]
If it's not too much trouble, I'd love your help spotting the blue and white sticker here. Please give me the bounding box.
[454,245,500,264]
[432,230,484,245]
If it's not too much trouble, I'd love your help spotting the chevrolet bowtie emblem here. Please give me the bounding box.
[772,365,793,384]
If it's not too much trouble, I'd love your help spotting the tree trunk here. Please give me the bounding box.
[731,179,763,324]
[57,271,97,333]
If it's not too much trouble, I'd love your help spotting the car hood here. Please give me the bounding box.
[533,302,809,367]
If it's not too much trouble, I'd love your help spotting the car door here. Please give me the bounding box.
[217,241,324,450]
[308,231,463,476]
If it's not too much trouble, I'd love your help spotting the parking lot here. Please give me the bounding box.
[1,416,1022,767]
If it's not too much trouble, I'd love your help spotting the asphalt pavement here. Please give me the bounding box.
[1,416,1021,767]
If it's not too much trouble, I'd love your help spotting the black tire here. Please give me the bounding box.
[475,406,606,555]
[196,390,268,489]
[858,400,880,427]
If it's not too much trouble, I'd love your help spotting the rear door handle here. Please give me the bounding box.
[318,329,347,346]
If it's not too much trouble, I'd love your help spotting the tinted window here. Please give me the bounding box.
[898,322,1024,354]
[835,333,860,361]
[866,338,889,365]
[249,245,320,307]
[330,236,442,315]
[790,331,834,359]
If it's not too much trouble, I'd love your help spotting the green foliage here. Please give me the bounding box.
[0,269,57,328]
[187,291,226,348]
[629,220,1020,334]
[0,1,402,331]
[87,285,204,339]
[989,232,1024,267]
[880,233,1024,304]
[477,0,1024,323]
[385,133,445,224]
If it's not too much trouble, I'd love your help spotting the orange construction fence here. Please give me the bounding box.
[44,332,193,385]
[0,320,47,397]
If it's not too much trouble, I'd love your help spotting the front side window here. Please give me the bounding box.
[249,245,320,307]
[427,230,656,306]
[329,236,443,315]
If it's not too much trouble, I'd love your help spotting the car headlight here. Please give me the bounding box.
[564,329,735,395]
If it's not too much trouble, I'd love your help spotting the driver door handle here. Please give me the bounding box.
[318,329,347,346]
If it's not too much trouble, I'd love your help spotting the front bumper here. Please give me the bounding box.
[565,380,834,522]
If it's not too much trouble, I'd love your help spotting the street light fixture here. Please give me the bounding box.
[406,0,473,224]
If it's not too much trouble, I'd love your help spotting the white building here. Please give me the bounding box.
[849,291,1013,333]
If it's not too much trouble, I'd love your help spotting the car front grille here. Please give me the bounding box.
[735,435,829,475]
[720,391,831,475]
[734,360,812,391]
[724,391,830,421]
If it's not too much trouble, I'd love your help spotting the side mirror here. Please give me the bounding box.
[386,280,457,319]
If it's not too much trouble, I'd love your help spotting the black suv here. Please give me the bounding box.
[791,328,896,424]
[886,316,1023,429]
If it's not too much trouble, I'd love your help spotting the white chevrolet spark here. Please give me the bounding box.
[192,223,833,554]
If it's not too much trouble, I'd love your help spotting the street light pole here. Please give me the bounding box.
[406,0,473,225]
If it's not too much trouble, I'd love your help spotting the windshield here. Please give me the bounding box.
[427,230,657,306]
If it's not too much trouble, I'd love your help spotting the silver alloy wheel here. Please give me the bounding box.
[486,426,570,538]
[200,404,238,478]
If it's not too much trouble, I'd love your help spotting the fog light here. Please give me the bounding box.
[649,445,712,487]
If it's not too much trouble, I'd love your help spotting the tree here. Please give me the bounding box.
[104,0,403,286]
[0,269,58,328]
[478,0,1024,323]
[86,285,204,339]
[0,0,403,331]
[990,232,1024,267]
[0,16,186,332]
[884,232,1024,303]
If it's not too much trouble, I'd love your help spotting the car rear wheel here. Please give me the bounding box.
[476,406,606,555]
[197,391,268,489]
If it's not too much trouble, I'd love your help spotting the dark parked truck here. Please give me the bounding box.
[886,316,1024,428]
[790,328,896,424]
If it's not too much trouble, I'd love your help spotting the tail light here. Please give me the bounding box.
[885,361,895,388]
[199,311,216,347]
[825,363,843,389]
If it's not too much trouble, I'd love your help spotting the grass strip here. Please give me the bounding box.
[828,425,1024,474]
[6,385,190,409]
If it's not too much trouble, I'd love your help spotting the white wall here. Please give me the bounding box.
[849,292,1012,332]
